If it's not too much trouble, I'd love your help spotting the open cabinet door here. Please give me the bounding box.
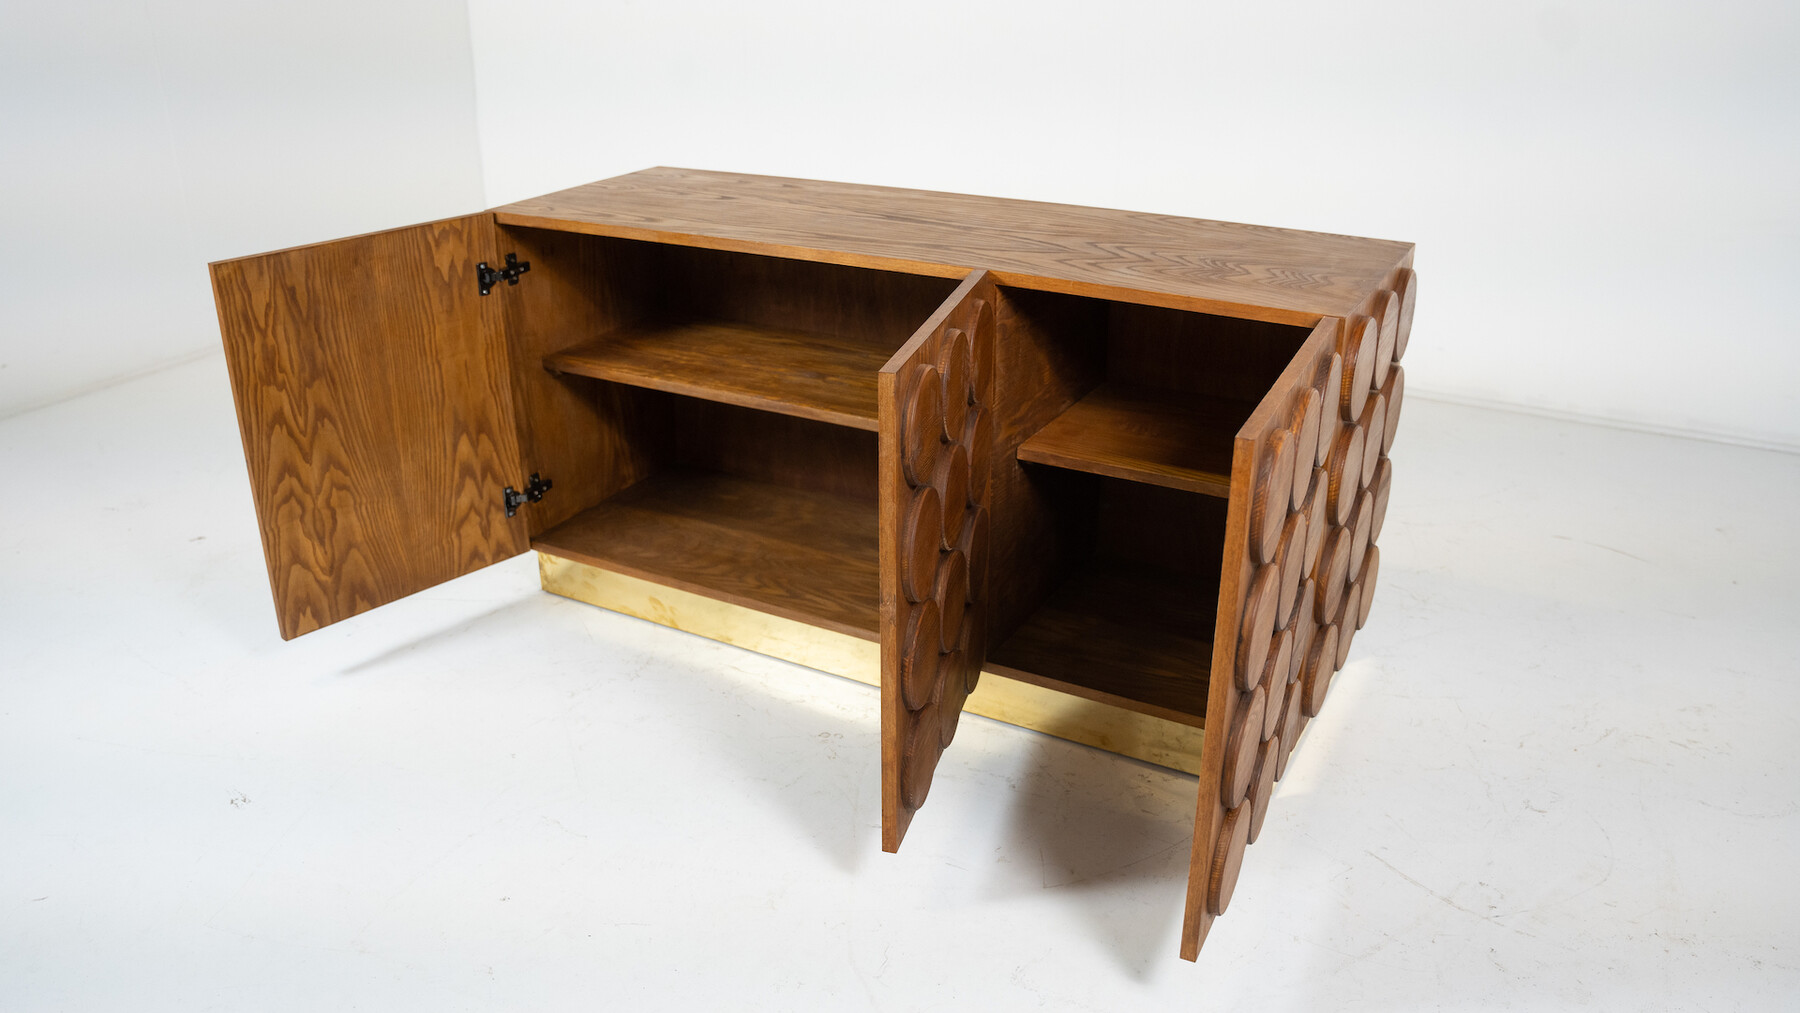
[1179,317,1343,958]
[879,270,999,851]
[211,215,530,640]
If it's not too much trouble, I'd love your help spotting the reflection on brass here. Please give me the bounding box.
[538,553,1205,775]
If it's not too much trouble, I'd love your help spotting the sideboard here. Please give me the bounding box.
[210,166,1415,960]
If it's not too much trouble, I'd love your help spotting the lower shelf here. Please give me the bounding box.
[987,559,1214,726]
[531,470,880,640]
[537,554,1208,775]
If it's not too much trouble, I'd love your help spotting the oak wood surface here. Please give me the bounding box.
[531,469,879,639]
[1015,382,1252,498]
[545,319,891,430]
[211,214,528,640]
[987,559,1216,722]
[495,167,1414,325]
[494,227,662,537]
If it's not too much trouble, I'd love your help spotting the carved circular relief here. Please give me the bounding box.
[1381,365,1404,457]
[1288,580,1316,684]
[1262,628,1290,741]
[934,548,968,653]
[1357,546,1380,630]
[1303,468,1328,572]
[1208,800,1253,915]
[1275,679,1304,780]
[1371,289,1399,390]
[971,298,997,403]
[1342,316,1375,422]
[1393,268,1417,362]
[1314,527,1350,624]
[899,364,944,487]
[899,599,943,711]
[1221,683,1267,809]
[933,443,970,550]
[1316,353,1343,465]
[901,486,943,603]
[1247,734,1280,844]
[1347,489,1374,581]
[1326,424,1365,526]
[1370,457,1392,543]
[964,408,993,504]
[1335,583,1360,671]
[938,329,973,443]
[1359,393,1386,490]
[1251,429,1296,565]
[1292,388,1321,511]
[957,505,990,603]
[900,702,942,809]
[1237,564,1280,691]
[1302,624,1336,717]
[1275,509,1306,629]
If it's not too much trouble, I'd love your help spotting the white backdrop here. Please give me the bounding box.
[469,0,1800,450]
[5,1,1796,450]
[0,0,487,418]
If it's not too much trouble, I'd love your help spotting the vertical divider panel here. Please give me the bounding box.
[1179,317,1342,960]
[879,270,999,853]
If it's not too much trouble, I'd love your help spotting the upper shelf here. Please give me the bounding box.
[1016,382,1254,497]
[544,318,890,431]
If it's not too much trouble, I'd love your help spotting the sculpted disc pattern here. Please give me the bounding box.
[1201,272,1414,941]
[892,292,998,814]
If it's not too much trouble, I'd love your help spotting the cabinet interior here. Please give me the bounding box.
[491,222,1316,728]
[989,288,1311,726]
[500,224,958,640]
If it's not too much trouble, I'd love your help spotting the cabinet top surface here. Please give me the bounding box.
[492,167,1413,324]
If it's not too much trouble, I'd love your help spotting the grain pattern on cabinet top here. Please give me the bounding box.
[494,167,1414,325]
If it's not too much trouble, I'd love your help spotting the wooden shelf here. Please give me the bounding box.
[531,470,880,641]
[544,319,892,430]
[987,559,1214,724]
[1016,382,1255,497]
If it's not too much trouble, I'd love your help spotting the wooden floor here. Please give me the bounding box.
[531,470,881,640]
[988,558,1215,723]
[544,318,893,431]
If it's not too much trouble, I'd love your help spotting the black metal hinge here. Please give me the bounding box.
[502,473,552,517]
[476,253,531,296]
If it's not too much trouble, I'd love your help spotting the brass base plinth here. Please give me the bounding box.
[538,553,1205,775]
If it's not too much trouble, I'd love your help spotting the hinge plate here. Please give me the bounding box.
[477,252,531,296]
[503,473,553,517]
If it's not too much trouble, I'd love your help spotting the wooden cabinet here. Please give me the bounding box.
[210,167,1415,961]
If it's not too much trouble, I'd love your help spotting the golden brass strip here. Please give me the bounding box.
[538,553,1204,775]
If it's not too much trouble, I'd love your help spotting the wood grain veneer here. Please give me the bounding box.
[1015,383,1252,497]
[546,320,891,430]
[495,167,1411,325]
[532,470,879,640]
[211,215,528,639]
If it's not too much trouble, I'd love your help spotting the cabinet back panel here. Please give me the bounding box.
[648,245,959,349]
[665,396,878,503]
[1107,303,1310,403]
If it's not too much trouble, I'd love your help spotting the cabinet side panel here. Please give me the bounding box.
[495,227,663,535]
[210,214,529,639]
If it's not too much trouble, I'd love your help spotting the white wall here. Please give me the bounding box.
[467,0,1800,450]
[0,0,488,419]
